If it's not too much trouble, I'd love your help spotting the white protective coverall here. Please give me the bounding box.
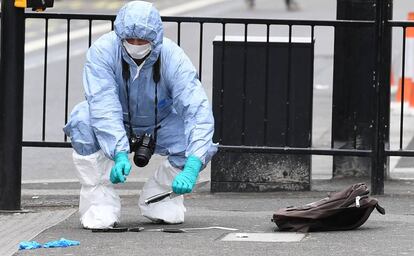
[63,1,217,228]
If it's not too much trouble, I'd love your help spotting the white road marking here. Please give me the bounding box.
[25,24,112,54]
[159,0,226,16]
[222,233,306,242]
[25,47,86,70]
[25,0,227,54]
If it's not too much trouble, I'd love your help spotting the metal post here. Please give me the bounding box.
[332,0,378,178]
[0,0,25,210]
[371,0,391,195]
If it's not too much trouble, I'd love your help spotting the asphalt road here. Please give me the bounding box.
[19,0,414,183]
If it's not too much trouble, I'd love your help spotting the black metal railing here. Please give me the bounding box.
[23,13,116,147]
[21,13,374,152]
[13,1,414,194]
[387,20,414,157]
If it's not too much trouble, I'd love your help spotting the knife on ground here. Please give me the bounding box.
[144,180,209,205]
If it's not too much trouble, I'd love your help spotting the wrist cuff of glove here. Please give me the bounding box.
[185,155,203,172]
[115,152,129,161]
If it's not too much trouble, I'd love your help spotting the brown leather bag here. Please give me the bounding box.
[272,183,385,232]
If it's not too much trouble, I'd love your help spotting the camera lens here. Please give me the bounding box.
[133,154,149,167]
[133,147,152,167]
[130,133,155,167]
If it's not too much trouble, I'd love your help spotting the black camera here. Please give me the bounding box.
[129,133,156,167]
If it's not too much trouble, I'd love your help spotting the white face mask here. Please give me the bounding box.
[123,40,151,60]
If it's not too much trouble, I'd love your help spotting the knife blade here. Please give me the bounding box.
[144,180,209,205]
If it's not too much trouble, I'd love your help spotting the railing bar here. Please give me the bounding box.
[198,22,204,81]
[399,27,407,150]
[218,145,372,157]
[386,149,414,156]
[21,141,376,155]
[241,23,248,145]
[22,141,72,148]
[387,20,414,27]
[263,24,270,145]
[42,18,49,141]
[285,25,292,146]
[64,19,71,142]
[219,23,226,143]
[177,21,181,46]
[88,19,92,47]
[162,18,375,26]
[309,25,315,147]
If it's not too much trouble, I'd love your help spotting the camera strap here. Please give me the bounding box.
[122,56,161,141]
[153,57,160,143]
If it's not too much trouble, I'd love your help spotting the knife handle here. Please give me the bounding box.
[144,191,173,205]
[162,228,187,233]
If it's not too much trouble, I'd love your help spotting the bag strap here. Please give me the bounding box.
[375,203,386,215]
[153,57,161,83]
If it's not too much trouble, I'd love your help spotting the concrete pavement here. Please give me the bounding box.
[2,179,412,256]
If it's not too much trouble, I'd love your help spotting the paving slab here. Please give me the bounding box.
[0,209,76,256]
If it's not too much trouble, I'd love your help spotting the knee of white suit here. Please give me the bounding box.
[73,150,121,229]
[63,101,100,156]
[138,160,186,224]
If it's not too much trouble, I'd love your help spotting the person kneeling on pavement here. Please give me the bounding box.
[63,0,217,229]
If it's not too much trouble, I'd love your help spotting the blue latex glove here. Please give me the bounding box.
[172,155,203,194]
[19,241,42,250]
[110,152,131,184]
[43,238,80,248]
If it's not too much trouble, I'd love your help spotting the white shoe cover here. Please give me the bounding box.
[73,150,121,229]
[139,160,186,224]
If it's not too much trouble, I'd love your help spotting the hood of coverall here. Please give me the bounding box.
[114,1,163,66]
